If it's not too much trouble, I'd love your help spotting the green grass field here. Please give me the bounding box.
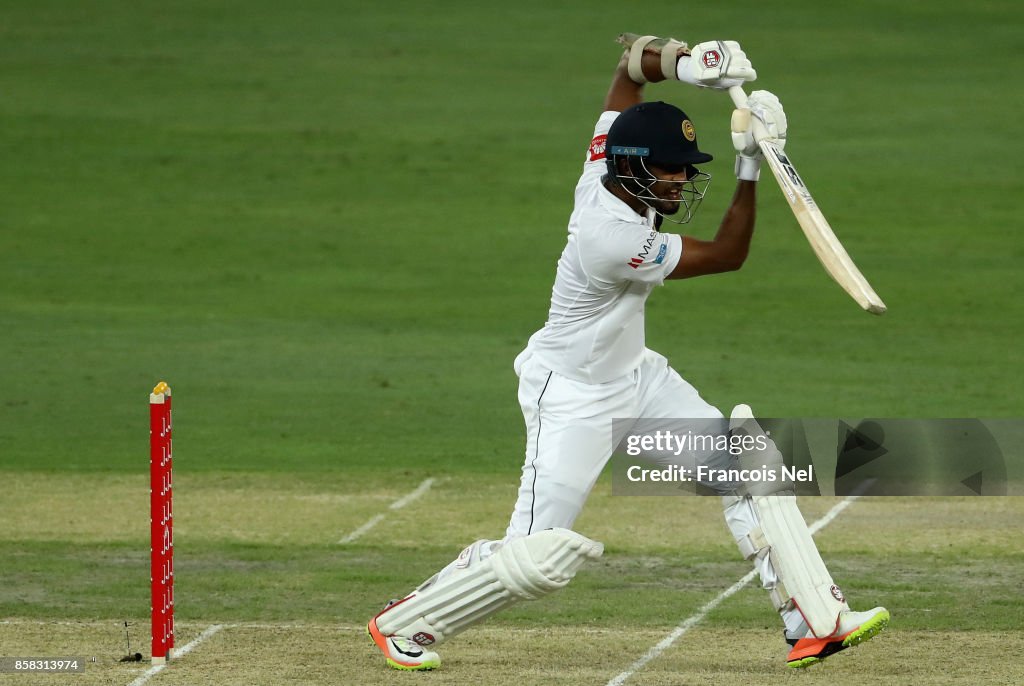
[1,1,1022,684]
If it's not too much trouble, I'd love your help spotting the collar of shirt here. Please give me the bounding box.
[597,176,651,226]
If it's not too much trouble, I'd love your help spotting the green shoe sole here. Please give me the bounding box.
[788,610,891,669]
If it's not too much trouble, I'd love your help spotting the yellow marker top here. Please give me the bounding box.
[152,381,171,396]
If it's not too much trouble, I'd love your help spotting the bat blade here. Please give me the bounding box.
[758,140,887,315]
[728,85,886,315]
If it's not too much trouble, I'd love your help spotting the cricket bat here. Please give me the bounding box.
[729,86,887,315]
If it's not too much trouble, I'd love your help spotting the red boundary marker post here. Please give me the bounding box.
[150,382,174,664]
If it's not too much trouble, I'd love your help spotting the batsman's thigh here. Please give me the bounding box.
[627,350,730,477]
[637,350,724,420]
[510,369,634,536]
[509,419,616,536]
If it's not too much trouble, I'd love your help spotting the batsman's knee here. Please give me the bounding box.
[374,528,603,646]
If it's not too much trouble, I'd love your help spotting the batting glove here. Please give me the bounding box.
[677,40,757,90]
[731,90,787,181]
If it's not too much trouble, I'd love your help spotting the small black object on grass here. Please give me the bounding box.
[119,621,144,662]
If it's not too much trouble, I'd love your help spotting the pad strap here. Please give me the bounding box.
[768,575,792,612]
[737,526,768,559]
[737,527,794,611]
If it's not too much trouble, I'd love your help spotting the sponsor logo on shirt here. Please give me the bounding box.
[589,134,607,161]
[627,232,658,269]
[654,243,668,264]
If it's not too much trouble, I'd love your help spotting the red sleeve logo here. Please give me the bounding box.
[588,134,607,162]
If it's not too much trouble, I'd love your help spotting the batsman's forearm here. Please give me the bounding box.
[604,51,672,112]
[604,63,643,112]
[712,180,757,270]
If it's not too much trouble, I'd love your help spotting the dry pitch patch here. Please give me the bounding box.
[1,622,1023,686]
[0,621,212,686]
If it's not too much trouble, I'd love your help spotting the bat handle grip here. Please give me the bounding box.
[728,85,750,109]
[728,85,771,143]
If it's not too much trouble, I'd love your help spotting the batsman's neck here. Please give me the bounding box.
[603,176,648,217]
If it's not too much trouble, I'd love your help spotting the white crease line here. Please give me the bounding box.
[339,478,435,544]
[338,513,386,544]
[389,477,436,510]
[605,494,864,686]
[126,624,224,686]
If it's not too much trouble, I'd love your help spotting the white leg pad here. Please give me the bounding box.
[727,404,847,638]
[375,528,603,646]
[749,495,849,638]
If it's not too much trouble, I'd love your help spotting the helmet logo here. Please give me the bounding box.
[702,50,722,68]
[682,120,696,142]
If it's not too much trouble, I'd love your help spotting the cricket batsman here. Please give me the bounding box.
[366,34,889,671]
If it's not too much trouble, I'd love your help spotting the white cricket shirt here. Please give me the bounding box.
[522,111,683,384]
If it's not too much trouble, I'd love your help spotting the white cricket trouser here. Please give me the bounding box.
[507,347,727,535]
[505,347,802,633]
